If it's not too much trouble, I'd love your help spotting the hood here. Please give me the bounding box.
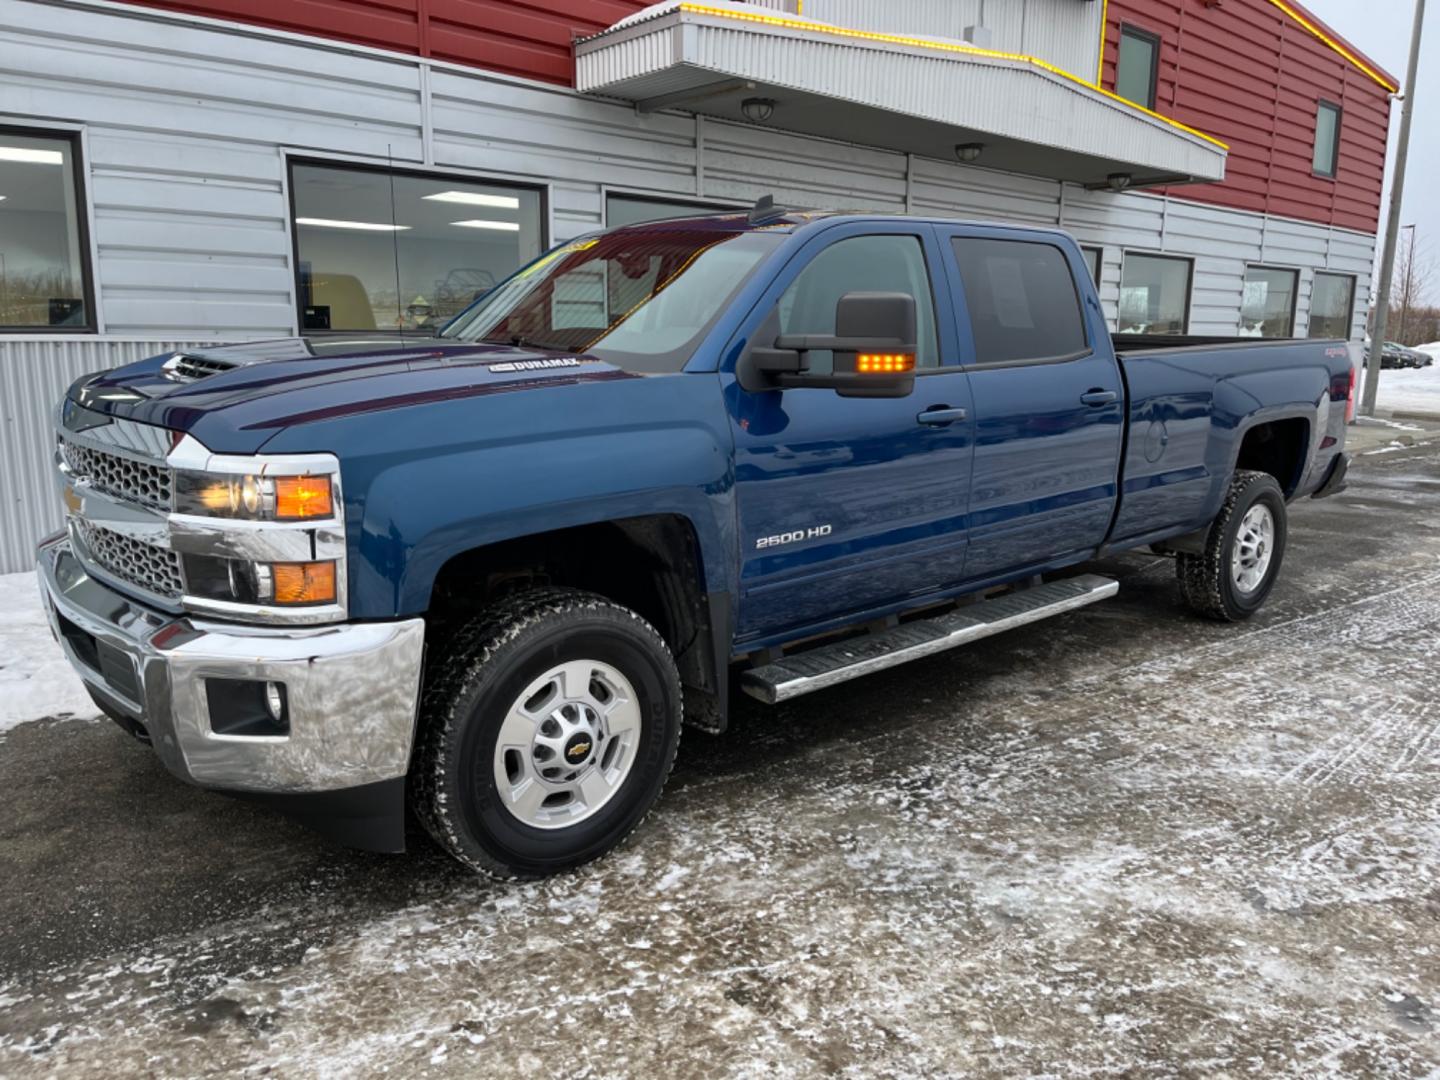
[72,336,639,454]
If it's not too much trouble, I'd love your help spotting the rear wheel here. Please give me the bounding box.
[1177,469,1288,622]
[411,588,681,878]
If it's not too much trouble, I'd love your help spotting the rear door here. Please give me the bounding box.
[725,223,975,643]
[936,229,1124,582]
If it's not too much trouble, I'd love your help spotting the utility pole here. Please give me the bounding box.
[1398,223,1417,343]
[1362,0,1427,415]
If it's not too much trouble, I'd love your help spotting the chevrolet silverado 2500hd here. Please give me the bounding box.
[38,205,1354,877]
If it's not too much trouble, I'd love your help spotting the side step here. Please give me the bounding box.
[740,574,1118,704]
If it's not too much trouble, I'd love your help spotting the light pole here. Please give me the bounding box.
[1362,0,1427,416]
[1398,223,1417,343]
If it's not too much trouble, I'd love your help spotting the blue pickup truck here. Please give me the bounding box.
[38,203,1354,877]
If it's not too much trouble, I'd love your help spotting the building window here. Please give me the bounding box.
[951,238,1088,364]
[1081,246,1102,285]
[1116,26,1160,110]
[289,161,544,332]
[606,193,736,227]
[1118,252,1191,335]
[0,128,92,331]
[1309,272,1356,339]
[1313,101,1341,178]
[1242,266,1299,338]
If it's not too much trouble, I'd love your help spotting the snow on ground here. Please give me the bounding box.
[0,571,96,733]
[1375,351,1440,416]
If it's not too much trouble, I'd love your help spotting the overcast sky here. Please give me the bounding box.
[1302,0,1435,276]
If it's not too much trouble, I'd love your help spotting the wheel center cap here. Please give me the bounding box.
[563,732,594,766]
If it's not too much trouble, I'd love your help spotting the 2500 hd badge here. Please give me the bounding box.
[756,525,833,549]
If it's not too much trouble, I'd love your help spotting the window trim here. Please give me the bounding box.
[949,236,1094,370]
[1241,263,1300,338]
[284,155,550,336]
[602,187,744,227]
[1307,270,1357,340]
[1312,99,1342,179]
[1117,249,1195,337]
[1116,24,1162,111]
[0,124,97,335]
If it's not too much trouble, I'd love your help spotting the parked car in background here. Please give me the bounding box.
[37,207,1355,878]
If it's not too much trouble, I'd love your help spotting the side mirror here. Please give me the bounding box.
[737,291,918,398]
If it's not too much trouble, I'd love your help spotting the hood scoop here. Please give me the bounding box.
[162,351,240,383]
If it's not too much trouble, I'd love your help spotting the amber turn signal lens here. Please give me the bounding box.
[271,561,337,605]
[274,475,333,519]
[856,352,915,374]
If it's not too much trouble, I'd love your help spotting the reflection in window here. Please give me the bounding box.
[1241,266,1298,338]
[1308,272,1355,339]
[0,130,90,330]
[1118,253,1191,335]
[606,194,734,227]
[290,162,543,332]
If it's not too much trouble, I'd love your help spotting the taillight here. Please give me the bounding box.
[1345,363,1357,424]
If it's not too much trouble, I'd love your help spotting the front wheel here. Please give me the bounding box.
[411,588,682,878]
[1177,469,1288,622]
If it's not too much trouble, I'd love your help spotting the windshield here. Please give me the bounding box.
[441,227,782,372]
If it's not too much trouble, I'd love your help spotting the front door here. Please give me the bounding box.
[936,229,1125,582]
[725,224,975,644]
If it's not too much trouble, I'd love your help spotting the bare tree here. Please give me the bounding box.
[1391,230,1435,345]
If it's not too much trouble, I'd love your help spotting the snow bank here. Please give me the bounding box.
[0,571,97,733]
[1374,362,1440,418]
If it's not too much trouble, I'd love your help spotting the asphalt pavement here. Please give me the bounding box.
[1,439,1438,1077]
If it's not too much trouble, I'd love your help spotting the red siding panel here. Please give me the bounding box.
[1103,0,1393,232]
[120,0,647,85]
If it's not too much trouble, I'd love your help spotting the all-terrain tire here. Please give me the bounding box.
[410,587,682,878]
[1177,469,1287,622]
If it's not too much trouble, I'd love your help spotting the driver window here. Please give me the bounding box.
[777,235,939,374]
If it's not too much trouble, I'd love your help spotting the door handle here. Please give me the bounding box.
[917,406,968,426]
[1080,389,1118,407]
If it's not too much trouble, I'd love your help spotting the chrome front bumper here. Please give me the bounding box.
[37,534,425,795]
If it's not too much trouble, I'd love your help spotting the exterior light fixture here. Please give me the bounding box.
[954,143,984,163]
[1107,173,1133,193]
[741,97,776,123]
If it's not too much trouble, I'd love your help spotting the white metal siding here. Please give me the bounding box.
[802,0,1103,79]
[0,0,1378,572]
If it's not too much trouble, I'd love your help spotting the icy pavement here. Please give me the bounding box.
[0,571,95,733]
[1,444,1438,1077]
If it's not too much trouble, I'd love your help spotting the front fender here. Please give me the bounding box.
[261,373,737,620]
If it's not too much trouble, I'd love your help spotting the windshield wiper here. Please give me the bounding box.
[479,333,570,352]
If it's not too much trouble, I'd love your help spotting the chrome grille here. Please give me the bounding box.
[60,438,173,511]
[73,519,184,600]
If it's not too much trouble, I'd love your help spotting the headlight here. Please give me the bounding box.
[174,471,334,520]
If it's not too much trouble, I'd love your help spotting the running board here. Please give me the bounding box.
[740,574,1119,704]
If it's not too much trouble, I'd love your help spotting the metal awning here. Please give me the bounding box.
[575,2,1228,189]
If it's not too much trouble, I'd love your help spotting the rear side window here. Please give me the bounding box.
[950,238,1088,365]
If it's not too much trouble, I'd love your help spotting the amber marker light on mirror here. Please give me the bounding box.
[856,353,916,374]
[271,561,337,605]
[274,475,333,520]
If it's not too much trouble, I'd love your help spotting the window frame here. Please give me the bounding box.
[1312,100,1342,180]
[0,124,97,335]
[1116,24,1162,111]
[1080,246,1103,285]
[1307,270,1357,340]
[949,235,1094,370]
[1117,250,1195,337]
[284,155,549,336]
[603,188,743,227]
[1241,264,1300,338]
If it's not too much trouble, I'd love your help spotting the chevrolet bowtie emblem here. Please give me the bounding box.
[568,741,590,758]
[63,484,82,514]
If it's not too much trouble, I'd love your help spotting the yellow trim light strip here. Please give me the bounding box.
[1095,0,1109,86]
[1264,0,1398,92]
[674,3,1228,151]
